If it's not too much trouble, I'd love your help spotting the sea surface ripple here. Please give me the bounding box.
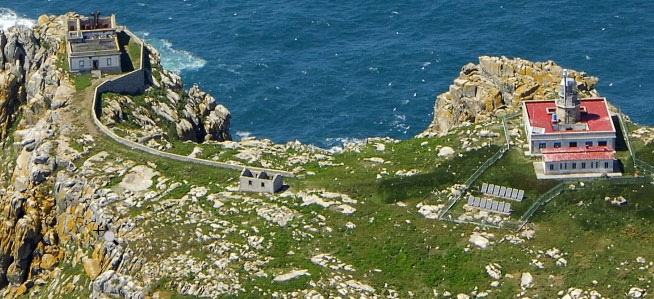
[2,1,653,148]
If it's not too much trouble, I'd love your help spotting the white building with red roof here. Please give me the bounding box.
[522,70,618,177]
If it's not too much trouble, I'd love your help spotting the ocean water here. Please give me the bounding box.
[2,1,654,148]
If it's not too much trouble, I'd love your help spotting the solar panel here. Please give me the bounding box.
[474,197,481,207]
[468,196,474,206]
[511,189,519,199]
[499,187,506,197]
[493,186,500,196]
[498,202,505,212]
[491,201,498,211]
[517,190,524,201]
[504,203,511,213]
[481,183,488,194]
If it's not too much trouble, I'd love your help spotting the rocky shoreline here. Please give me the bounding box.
[0,11,651,299]
[420,56,601,137]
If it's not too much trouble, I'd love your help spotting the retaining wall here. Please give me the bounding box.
[91,30,294,178]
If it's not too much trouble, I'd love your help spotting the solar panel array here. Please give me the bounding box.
[481,183,524,202]
[467,196,511,215]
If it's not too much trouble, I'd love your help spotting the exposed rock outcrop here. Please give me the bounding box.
[420,56,600,136]
[0,13,147,298]
[101,45,232,147]
[156,73,232,143]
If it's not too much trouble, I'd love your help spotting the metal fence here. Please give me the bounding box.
[439,144,508,219]
[635,158,654,175]
[601,175,652,185]
[438,193,463,219]
[464,147,507,187]
[502,112,521,150]
[439,108,654,231]
[517,182,565,230]
[617,109,637,165]
[517,176,651,230]
[617,108,654,175]
[438,114,520,219]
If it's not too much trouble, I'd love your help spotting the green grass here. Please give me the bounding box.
[55,41,70,73]
[151,277,196,299]
[291,131,505,202]
[127,40,142,70]
[67,94,654,298]
[375,146,502,203]
[106,175,123,188]
[524,180,654,295]
[90,125,654,298]
[468,149,559,217]
[73,73,92,91]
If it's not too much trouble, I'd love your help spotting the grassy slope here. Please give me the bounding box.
[56,50,654,296]
[47,116,654,298]
[94,107,654,297]
[468,149,559,218]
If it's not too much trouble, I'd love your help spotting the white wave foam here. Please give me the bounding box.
[145,36,206,73]
[323,137,368,154]
[0,8,35,31]
[235,131,252,140]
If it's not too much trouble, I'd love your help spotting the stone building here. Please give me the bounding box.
[66,12,122,73]
[239,169,283,193]
[522,70,618,176]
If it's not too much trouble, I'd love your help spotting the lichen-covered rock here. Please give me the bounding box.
[420,56,600,136]
[40,254,56,270]
[82,256,101,279]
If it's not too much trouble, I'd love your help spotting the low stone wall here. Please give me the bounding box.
[91,30,294,178]
[97,66,145,95]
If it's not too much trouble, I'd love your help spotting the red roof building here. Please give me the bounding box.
[524,99,615,134]
[521,70,618,177]
[542,146,615,162]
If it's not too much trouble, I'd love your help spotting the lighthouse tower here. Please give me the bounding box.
[555,69,581,125]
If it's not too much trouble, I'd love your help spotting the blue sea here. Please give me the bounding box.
[2,1,654,149]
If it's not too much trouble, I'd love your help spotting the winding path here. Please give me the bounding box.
[81,30,294,178]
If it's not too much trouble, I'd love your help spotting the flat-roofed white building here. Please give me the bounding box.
[66,12,122,73]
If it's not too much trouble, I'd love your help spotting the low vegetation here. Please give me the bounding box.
[127,39,141,70]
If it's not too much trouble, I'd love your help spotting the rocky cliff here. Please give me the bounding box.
[0,15,76,297]
[419,56,601,136]
[0,12,231,298]
[100,35,231,150]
